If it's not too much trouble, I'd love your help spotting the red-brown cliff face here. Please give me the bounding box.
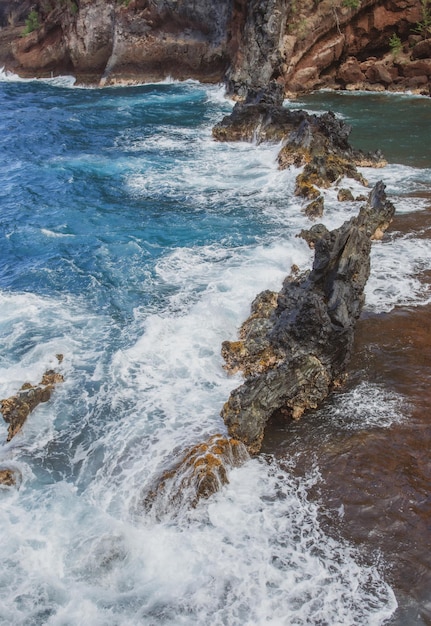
[226,0,428,95]
[0,0,429,94]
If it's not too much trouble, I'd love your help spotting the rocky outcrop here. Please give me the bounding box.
[0,0,428,93]
[225,0,289,98]
[0,368,64,441]
[221,181,395,454]
[225,0,427,96]
[213,87,385,213]
[0,468,20,487]
[140,434,248,518]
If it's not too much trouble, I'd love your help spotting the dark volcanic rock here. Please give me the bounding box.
[337,188,355,202]
[221,181,395,454]
[303,195,324,219]
[225,0,288,98]
[213,96,384,170]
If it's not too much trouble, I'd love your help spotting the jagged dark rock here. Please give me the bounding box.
[221,181,395,454]
[0,369,64,441]
[303,196,324,219]
[213,99,384,168]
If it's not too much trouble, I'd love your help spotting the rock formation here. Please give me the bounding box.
[221,181,395,454]
[140,434,248,518]
[213,85,386,213]
[0,0,429,94]
[141,181,395,507]
[0,467,20,487]
[0,368,64,441]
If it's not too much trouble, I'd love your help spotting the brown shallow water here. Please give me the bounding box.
[262,205,431,624]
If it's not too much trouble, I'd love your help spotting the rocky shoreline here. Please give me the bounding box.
[0,0,425,512]
[140,86,398,510]
[0,0,430,96]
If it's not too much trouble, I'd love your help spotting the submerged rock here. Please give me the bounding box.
[221,181,395,454]
[0,369,64,441]
[141,434,248,518]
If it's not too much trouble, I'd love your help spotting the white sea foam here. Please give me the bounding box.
[322,382,407,430]
[366,234,431,312]
[361,164,431,201]
[0,66,76,87]
[0,255,397,626]
[41,228,75,238]
[0,289,112,459]
[0,458,397,626]
[78,236,311,518]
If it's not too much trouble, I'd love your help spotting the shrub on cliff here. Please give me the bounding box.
[22,9,39,35]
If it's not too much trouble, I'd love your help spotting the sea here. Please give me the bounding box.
[0,70,430,625]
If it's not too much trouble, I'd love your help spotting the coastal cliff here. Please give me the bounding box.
[0,0,429,94]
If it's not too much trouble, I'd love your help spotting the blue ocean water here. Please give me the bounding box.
[0,73,430,625]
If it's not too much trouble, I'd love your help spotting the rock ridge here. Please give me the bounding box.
[221,181,395,454]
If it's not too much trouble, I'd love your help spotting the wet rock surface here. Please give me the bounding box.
[0,368,64,441]
[221,181,396,454]
[140,434,249,518]
[0,467,20,487]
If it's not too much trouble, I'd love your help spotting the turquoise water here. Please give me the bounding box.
[0,74,430,624]
[285,91,431,168]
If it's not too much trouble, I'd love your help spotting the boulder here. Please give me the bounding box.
[337,57,366,85]
[412,38,431,60]
[0,468,19,487]
[221,182,395,454]
[402,59,431,77]
[303,196,324,219]
[337,188,355,201]
[365,62,394,85]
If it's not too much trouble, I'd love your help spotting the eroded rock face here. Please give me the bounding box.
[4,0,233,83]
[225,0,289,98]
[0,369,64,441]
[104,0,232,85]
[221,181,395,454]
